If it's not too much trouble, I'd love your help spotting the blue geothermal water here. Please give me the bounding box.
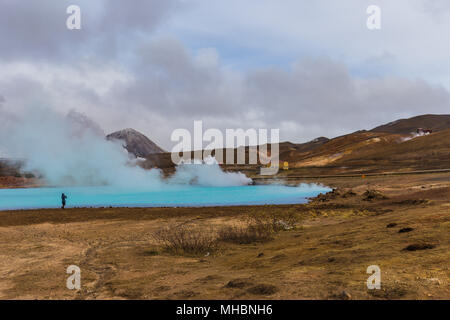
[0,184,331,210]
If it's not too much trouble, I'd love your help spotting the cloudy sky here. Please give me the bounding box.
[1,0,450,149]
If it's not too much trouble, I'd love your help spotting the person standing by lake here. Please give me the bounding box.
[61,193,67,209]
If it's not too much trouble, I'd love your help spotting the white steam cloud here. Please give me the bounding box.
[0,108,252,188]
[400,131,431,142]
[168,156,252,186]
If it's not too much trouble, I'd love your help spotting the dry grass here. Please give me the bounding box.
[153,210,300,250]
[217,211,299,244]
[153,225,217,256]
[217,222,273,244]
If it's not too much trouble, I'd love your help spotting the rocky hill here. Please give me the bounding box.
[106,128,165,158]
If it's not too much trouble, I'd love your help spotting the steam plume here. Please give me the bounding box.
[0,108,252,187]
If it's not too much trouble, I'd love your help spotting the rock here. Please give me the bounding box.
[247,284,278,295]
[274,220,292,230]
[342,190,357,198]
[340,291,352,300]
[403,243,436,251]
[386,223,397,228]
[225,279,252,289]
[398,227,414,233]
[396,199,429,205]
[363,189,388,201]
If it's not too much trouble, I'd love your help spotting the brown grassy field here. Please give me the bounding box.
[0,172,448,300]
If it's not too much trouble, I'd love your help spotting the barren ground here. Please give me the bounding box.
[0,173,449,299]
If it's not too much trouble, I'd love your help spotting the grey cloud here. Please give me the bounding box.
[1,1,450,149]
[421,0,450,15]
[107,38,450,146]
[1,33,449,148]
[0,94,4,114]
[0,75,46,109]
[0,0,180,62]
[115,36,243,118]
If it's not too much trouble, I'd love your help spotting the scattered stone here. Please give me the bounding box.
[314,188,341,202]
[398,227,414,233]
[340,291,352,300]
[142,250,158,256]
[395,199,429,205]
[403,243,436,251]
[274,220,292,230]
[342,190,356,198]
[363,189,388,201]
[247,284,278,295]
[368,285,408,299]
[225,279,252,289]
[386,223,397,228]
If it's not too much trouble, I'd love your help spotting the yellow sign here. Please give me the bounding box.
[283,161,289,170]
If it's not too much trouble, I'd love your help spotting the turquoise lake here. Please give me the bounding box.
[0,184,331,210]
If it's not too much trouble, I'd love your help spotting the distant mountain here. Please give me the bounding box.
[106,128,165,158]
[371,114,450,134]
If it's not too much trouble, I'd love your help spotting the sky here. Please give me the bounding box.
[1,0,450,150]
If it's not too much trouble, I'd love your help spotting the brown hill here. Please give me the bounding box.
[137,115,450,175]
[285,131,403,168]
[371,114,450,134]
[140,137,330,171]
[333,128,450,171]
[140,129,449,175]
[277,137,329,160]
